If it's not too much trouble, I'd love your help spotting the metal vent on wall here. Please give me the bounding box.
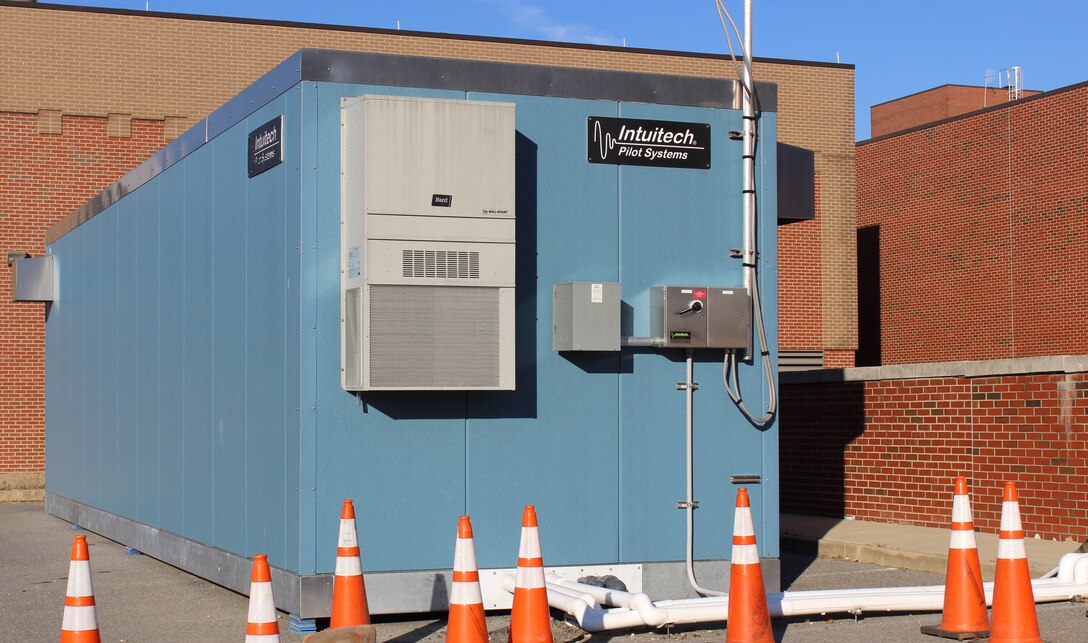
[402,250,480,279]
[778,350,824,372]
[369,285,499,388]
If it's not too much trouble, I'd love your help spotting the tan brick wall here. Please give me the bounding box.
[0,3,857,476]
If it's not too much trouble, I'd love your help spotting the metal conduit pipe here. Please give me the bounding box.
[620,336,666,348]
[533,553,1088,633]
[681,350,725,597]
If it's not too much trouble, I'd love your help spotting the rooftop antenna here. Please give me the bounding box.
[984,68,995,107]
[396,19,400,30]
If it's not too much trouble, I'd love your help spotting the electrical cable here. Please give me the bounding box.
[715,0,776,427]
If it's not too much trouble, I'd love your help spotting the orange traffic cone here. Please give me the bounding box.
[447,516,488,643]
[725,488,773,643]
[60,534,101,643]
[330,499,371,628]
[921,477,989,639]
[509,505,552,643]
[990,482,1043,643]
[246,554,281,642]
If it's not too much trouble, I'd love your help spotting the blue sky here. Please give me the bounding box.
[61,0,1086,139]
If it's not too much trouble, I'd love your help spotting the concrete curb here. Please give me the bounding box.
[0,473,45,502]
[783,534,955,577]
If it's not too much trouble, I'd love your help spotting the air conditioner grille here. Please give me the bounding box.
[369,285,499,388]
[402,249,480,279]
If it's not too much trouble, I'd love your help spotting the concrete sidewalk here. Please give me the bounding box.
[782,512,1083,579]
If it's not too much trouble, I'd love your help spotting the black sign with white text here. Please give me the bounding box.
[248,116,283,178]
[587,116,710,169]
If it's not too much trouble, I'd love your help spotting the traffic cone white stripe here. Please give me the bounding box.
[61,605,98,631]
[247,584,275,623]
[339,519,359,547]
[451,580,484,604]
[67,560,94,596]
[336,555,363,576]
[732,543,760,565]
[518,526,542,558]
[997,538,1027,560]
[454,537,478,571]
[515,565,546,589]
[1000,501,1022,531]
[949,529,978,549]
[951,495,972,522]
[733,507,755,536]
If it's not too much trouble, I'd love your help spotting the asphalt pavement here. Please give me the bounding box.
[2,502,1085,642]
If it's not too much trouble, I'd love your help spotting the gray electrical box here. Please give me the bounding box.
[650,285,749,349]
[553,282,620,351]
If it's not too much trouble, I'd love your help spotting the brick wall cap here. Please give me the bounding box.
[868,83,1042,110]
[782,354,1088,384]
[859,78,1088,145]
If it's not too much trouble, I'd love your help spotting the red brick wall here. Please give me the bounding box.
[871,85,1042,137]
[781,367,1088,541]
[0,113,166,473]
[857,83,1088,366]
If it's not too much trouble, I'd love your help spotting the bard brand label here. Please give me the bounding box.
[248,116,283,178]
[588,116,710,169]
[431,194,452,207]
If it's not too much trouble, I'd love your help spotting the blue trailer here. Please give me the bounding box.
[40,49,780,617]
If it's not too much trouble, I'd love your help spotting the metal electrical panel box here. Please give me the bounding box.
[552,282,620,351]
[650,285,750,349]
[12,255,54,302]
[340,95,516,390]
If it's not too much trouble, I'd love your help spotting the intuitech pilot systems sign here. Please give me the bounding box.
[587,116,711,169]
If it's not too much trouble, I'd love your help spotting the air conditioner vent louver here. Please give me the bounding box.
[402,249,480,279]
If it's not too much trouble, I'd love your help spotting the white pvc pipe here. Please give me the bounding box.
[526,553,1088,633]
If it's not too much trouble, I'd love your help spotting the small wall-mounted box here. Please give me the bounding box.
[12,255,54,302]
[553,282,620,351]
[650,285,749,349]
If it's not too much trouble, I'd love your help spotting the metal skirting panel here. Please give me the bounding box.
[44,494,778,616]
[46,493,301,613]
[642,558,781,599]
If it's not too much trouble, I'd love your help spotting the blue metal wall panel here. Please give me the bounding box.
[244,98,292,564]
[115,196,140,520]
[45,93,304,572]
[182,145,217,545]
[98,209,120,513]
[158,164,186,536]
[83,213,103,509]
[298,83,321,575]
[282,89,304,574]
[614,102,756,563]
[136,181,161,526]
[44,235,68,498]
[211,121,250,557]
[755,112,780,558]
[463,93,622,569]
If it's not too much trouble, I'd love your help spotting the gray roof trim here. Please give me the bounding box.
[47,49,777,245]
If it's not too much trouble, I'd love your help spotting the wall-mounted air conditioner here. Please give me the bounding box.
[340,95,516,390]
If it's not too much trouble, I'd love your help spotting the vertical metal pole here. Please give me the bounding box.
[741,0,756,361]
